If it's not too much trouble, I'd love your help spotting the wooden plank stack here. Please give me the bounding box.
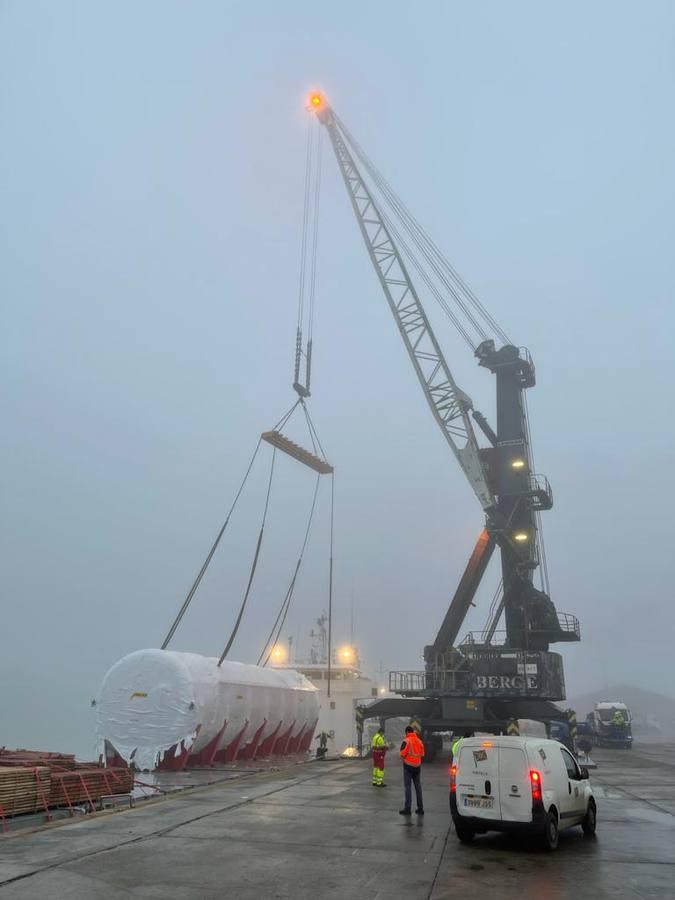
[0,750,78,770]
[0,767,51,817]
[49,768,134,809]
[0,748,133,818]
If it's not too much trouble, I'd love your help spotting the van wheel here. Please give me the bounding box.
[455,823,475,843]
[582,801,597,836]
[541,810,559,851]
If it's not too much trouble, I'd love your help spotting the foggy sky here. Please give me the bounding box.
[2,0,674,757]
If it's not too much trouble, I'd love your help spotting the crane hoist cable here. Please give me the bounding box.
[259,468,335,702]
[294,118,323,397]
[256,403,334,671]
[307,124,322,348]
[164,115,333,667]
[160,438,263,650]
[257,470,323,666]
[218,448,277,664]
[160,393,304,650]
[255,120,335,672]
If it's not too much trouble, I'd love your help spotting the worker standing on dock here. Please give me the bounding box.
[315,731,329,760]
[399,726,425,816]
[371,726,388,787]
[450,730,474,764]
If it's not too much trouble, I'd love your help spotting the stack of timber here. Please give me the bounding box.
[49,768,133,809]
[0,748,133,819]
[0,750,78,770]
[0,767,51,817]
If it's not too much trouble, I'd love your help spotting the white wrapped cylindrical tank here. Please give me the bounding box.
[96,649,320,771]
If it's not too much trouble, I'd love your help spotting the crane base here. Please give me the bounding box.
[390,650,566,702]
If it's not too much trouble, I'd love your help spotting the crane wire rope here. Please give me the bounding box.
[301,399,329,462]
[336,112,508,342]
[379,207,476,349]
[326,470,335,697]
[295,118,314,381]
[160,437,263,649]
[274,397,303,432]
[335,114,511,348]
[218,448,277,664]
[257,472,323,666]
[256,122,330,668]
[295,120,322,392]
[163,124,327,659]
[307,126,322,346]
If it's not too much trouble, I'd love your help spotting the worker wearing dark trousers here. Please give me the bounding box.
[399,726,425,816]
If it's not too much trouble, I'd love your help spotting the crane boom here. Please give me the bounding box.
[314,100,494,511]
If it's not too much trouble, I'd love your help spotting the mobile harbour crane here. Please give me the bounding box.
[309,92,580,754]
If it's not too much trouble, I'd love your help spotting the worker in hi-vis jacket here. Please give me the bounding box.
[399,726,425,815]
[371,726,389,786]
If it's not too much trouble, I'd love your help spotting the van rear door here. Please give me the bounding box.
[498,745,531,823]
[456,742,500,820]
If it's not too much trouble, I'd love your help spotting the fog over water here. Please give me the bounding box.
[2,1,674,757]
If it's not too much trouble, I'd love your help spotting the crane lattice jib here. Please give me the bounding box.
[315,104,494,511]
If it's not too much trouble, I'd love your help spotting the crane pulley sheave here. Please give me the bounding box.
[313,101,495,512]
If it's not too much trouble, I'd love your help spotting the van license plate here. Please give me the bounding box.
[463,797,494,809]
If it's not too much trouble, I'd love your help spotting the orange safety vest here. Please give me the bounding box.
[400,732,425,767]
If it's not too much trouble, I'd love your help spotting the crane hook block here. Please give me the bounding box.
[261,430,334,475]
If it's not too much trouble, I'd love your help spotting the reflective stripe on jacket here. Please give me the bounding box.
[400,732,424,767]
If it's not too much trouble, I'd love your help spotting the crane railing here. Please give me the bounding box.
[389,669,472,695]
[462,610,580,646]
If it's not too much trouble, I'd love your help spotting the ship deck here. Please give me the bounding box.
[1,743,674,898]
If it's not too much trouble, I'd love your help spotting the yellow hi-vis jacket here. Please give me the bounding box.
[372,732,387,751]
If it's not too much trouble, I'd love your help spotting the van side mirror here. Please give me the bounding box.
[579,766,590,780]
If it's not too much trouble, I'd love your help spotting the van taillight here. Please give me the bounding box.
[529,769,542,802]
[450,764,457,793]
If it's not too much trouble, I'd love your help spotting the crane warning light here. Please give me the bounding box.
[513,531,529,543]
[308,92,326,111]
[511,459,526,470]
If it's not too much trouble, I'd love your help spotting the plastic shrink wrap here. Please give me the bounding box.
[96,649,319,770]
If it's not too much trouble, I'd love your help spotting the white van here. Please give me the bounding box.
[450,736,596,850]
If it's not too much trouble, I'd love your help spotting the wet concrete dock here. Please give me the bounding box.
[0,743,673,899]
